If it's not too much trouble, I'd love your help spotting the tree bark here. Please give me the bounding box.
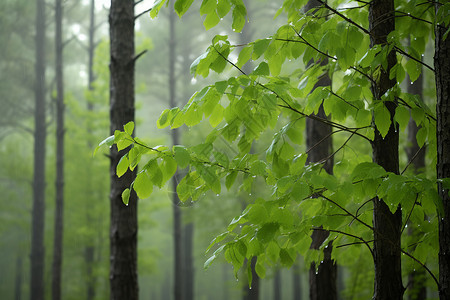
[369,1,403,299]
[183,222,194,300]
[51,0,65,299]
[435,10,450,300]
[109,0,138,299]
[30,0,47,298]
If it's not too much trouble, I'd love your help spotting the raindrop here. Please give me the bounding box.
[249,193,252,196]
[249,286,252,290]
[421,54,424,57]
[410,82,414,85]
[216,194,220,196]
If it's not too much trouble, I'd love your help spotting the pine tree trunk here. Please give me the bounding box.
[51,0,64,298]
[434,12,450,300]
[369,1,403,299]
[31,0,47,298]
[109,0,138,299]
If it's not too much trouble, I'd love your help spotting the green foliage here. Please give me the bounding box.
[97,0,446,292]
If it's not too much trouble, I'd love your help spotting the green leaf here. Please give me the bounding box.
[122,188,131,206]
[416,126,427,147]
[215,80,228,94]
[174,0,194,17]
[94,135,114,156]
[116,155,129,178]
[200,0,216,15]
[351,162,387,180]
[124,121,134,136]
[374,103,391,138]
[217,0,231,18]
[394,105,410,130]
[231,4,246,33]
[149,0,167,18]
[405,59,422,82]
[237,45,253,68]
[173,145,190,169]
[253,62,270,76]
[252,39,271,60]
[203,10,220,30]
[134,171,153,199]
[256,223,279,244]
[226,171,238,190]
[255,258,266,278]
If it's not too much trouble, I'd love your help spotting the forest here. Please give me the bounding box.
[1,0,450,299]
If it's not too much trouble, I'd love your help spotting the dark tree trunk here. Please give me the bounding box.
[435,11,450,300]
[274,269,281,300]
[51,0,65,299]
[369,1,403,299]
[293,263,302,300]
[406,49,426,300]
[31,0,47,298]
[242,257,259,300]
[15,256,23,300]
[303,2,336,299]
[109,0,138,299]
[168,5,184,300]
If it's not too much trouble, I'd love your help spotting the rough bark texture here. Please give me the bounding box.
[369,1,403,299]
[30,0,46,298]
[109,0,138,299]
[435,13,450,300]
[51,0,64,299]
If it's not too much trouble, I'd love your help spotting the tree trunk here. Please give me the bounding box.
[293,262,302,300]
[31,0,47,298]
[406,48,426,300]
[274,269,281,300]
[168,5,184,300]
[51,0,65,299]
[15,256,23,300]
[242,257,259,300]
[435,11,450,300]
[302,2,337,299]
[85,2,97,299]
[369,1,403,299]
[109,0,138,299]
[183,222,194,300]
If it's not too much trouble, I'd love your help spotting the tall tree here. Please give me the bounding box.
[303,1,336,299]
[109,0,138,299]
[168,5,184,300]
[51,0,65,298]
[369,0,403,299]
[406,54,426,300]
[85,1,98,298]
[30,0,47,298]
[435,4,450,299]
